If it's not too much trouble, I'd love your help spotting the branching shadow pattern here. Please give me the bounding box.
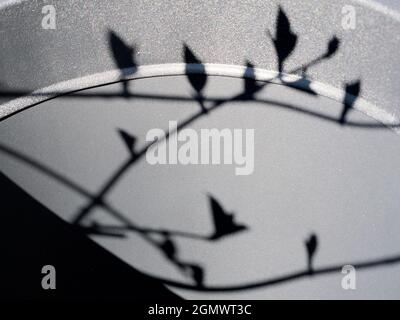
[1,7,399,292]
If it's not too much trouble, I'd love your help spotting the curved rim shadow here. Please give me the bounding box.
[1,7,400,294]
[1,64,399,131]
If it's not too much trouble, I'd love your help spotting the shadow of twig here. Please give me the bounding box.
[1,8,398,292]
[150,252,400,291]
[1,134,400,291]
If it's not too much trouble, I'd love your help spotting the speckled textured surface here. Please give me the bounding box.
[0,0,399,117]
[1,74,400,299]
[1,1,400,300]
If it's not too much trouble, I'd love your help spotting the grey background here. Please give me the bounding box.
[1,0,400,299]
[1,75,400,299]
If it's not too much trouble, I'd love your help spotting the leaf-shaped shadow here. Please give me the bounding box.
[268,6,298,72]
[305,233,318,274]
[157,232,205,286]
[208,194,247,240]
[324,36,340,59]
[108,30,137,72]
[301,36,340,75]
[108,30,137,97]
[183,43,208,113]
[339,80,361,125]
[117,128,137,157]
[185,264,204,288]
[159,232,178,261]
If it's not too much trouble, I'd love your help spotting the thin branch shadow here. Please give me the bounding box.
[1,134,400,291]
[2,145,400,291]
[151,252,400,291]
[1,6,399,291]
[1,87,398,129]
